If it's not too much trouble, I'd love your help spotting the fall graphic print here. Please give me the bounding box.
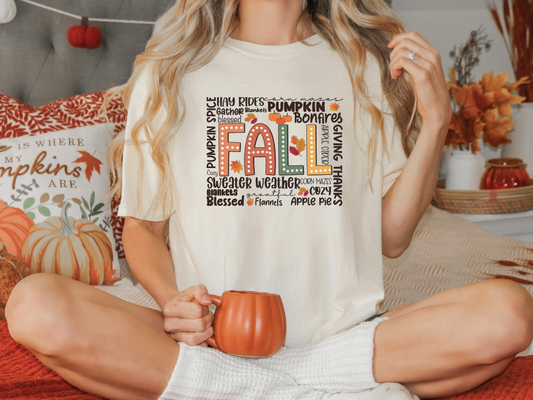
[206,97,344,207]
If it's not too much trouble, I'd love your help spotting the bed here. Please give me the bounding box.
[1,1,533,399]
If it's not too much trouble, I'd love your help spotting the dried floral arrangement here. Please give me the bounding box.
[488,0,533,102]
[445,27,529,153]
[449,26,493,87]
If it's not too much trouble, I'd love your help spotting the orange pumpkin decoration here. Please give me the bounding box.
[67,17,102,49]
[198,290,286,357]
[22,203,117,285]
[0,201,35,258]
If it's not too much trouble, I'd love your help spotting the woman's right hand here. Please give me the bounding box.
[162,284,214,347]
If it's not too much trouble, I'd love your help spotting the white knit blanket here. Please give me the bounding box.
[96,205,533,399]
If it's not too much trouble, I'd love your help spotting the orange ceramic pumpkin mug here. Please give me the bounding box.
[193,290,286,357]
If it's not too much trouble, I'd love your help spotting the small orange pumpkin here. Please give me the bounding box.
[0,201,35,258]
[22,203,117,285]
[67,16,102,49]
[269,112,281,121]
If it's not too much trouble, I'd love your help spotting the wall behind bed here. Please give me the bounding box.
[0,0,393,108]
[0,0,174,107]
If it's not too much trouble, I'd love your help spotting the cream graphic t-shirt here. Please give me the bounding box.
[118,34,408,347]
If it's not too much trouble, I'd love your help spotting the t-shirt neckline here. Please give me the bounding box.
[223,33,325,58]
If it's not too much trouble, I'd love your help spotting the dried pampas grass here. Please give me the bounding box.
[488,0,533,101]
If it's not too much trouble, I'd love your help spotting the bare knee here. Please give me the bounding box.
[469,279,533,364]
[6,273,82,356]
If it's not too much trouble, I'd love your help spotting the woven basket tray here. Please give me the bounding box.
[432,179,533,214]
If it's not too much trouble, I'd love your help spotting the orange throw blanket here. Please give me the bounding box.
[0,321,104,399]
[438,356,533,400]
[1,320,533,400]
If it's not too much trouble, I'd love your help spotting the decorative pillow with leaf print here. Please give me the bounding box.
[0,123,125,285]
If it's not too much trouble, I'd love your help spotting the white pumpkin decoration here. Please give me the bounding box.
[0,0,16,24]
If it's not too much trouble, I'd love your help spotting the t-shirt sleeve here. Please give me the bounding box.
[381,104,408,197]
[117,69,173,221]
[363,52,409,198]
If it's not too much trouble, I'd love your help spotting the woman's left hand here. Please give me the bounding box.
[388,31,452,131]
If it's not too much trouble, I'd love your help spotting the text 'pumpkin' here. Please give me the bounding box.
[22,203,119,285]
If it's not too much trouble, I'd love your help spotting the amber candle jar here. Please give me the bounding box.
[481,158,531,189]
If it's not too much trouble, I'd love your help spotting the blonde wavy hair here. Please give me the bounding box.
[100,0,421,219]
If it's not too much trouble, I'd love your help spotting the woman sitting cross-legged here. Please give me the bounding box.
[6,0,533,399]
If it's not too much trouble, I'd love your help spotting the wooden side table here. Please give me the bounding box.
[455,210,533,244]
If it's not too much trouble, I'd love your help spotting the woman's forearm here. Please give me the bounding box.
[381,121,448,258]
[122,217,180,309]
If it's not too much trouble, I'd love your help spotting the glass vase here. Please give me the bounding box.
[480,158,531,189]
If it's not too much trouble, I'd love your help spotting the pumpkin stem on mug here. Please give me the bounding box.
[57,203,79,237]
